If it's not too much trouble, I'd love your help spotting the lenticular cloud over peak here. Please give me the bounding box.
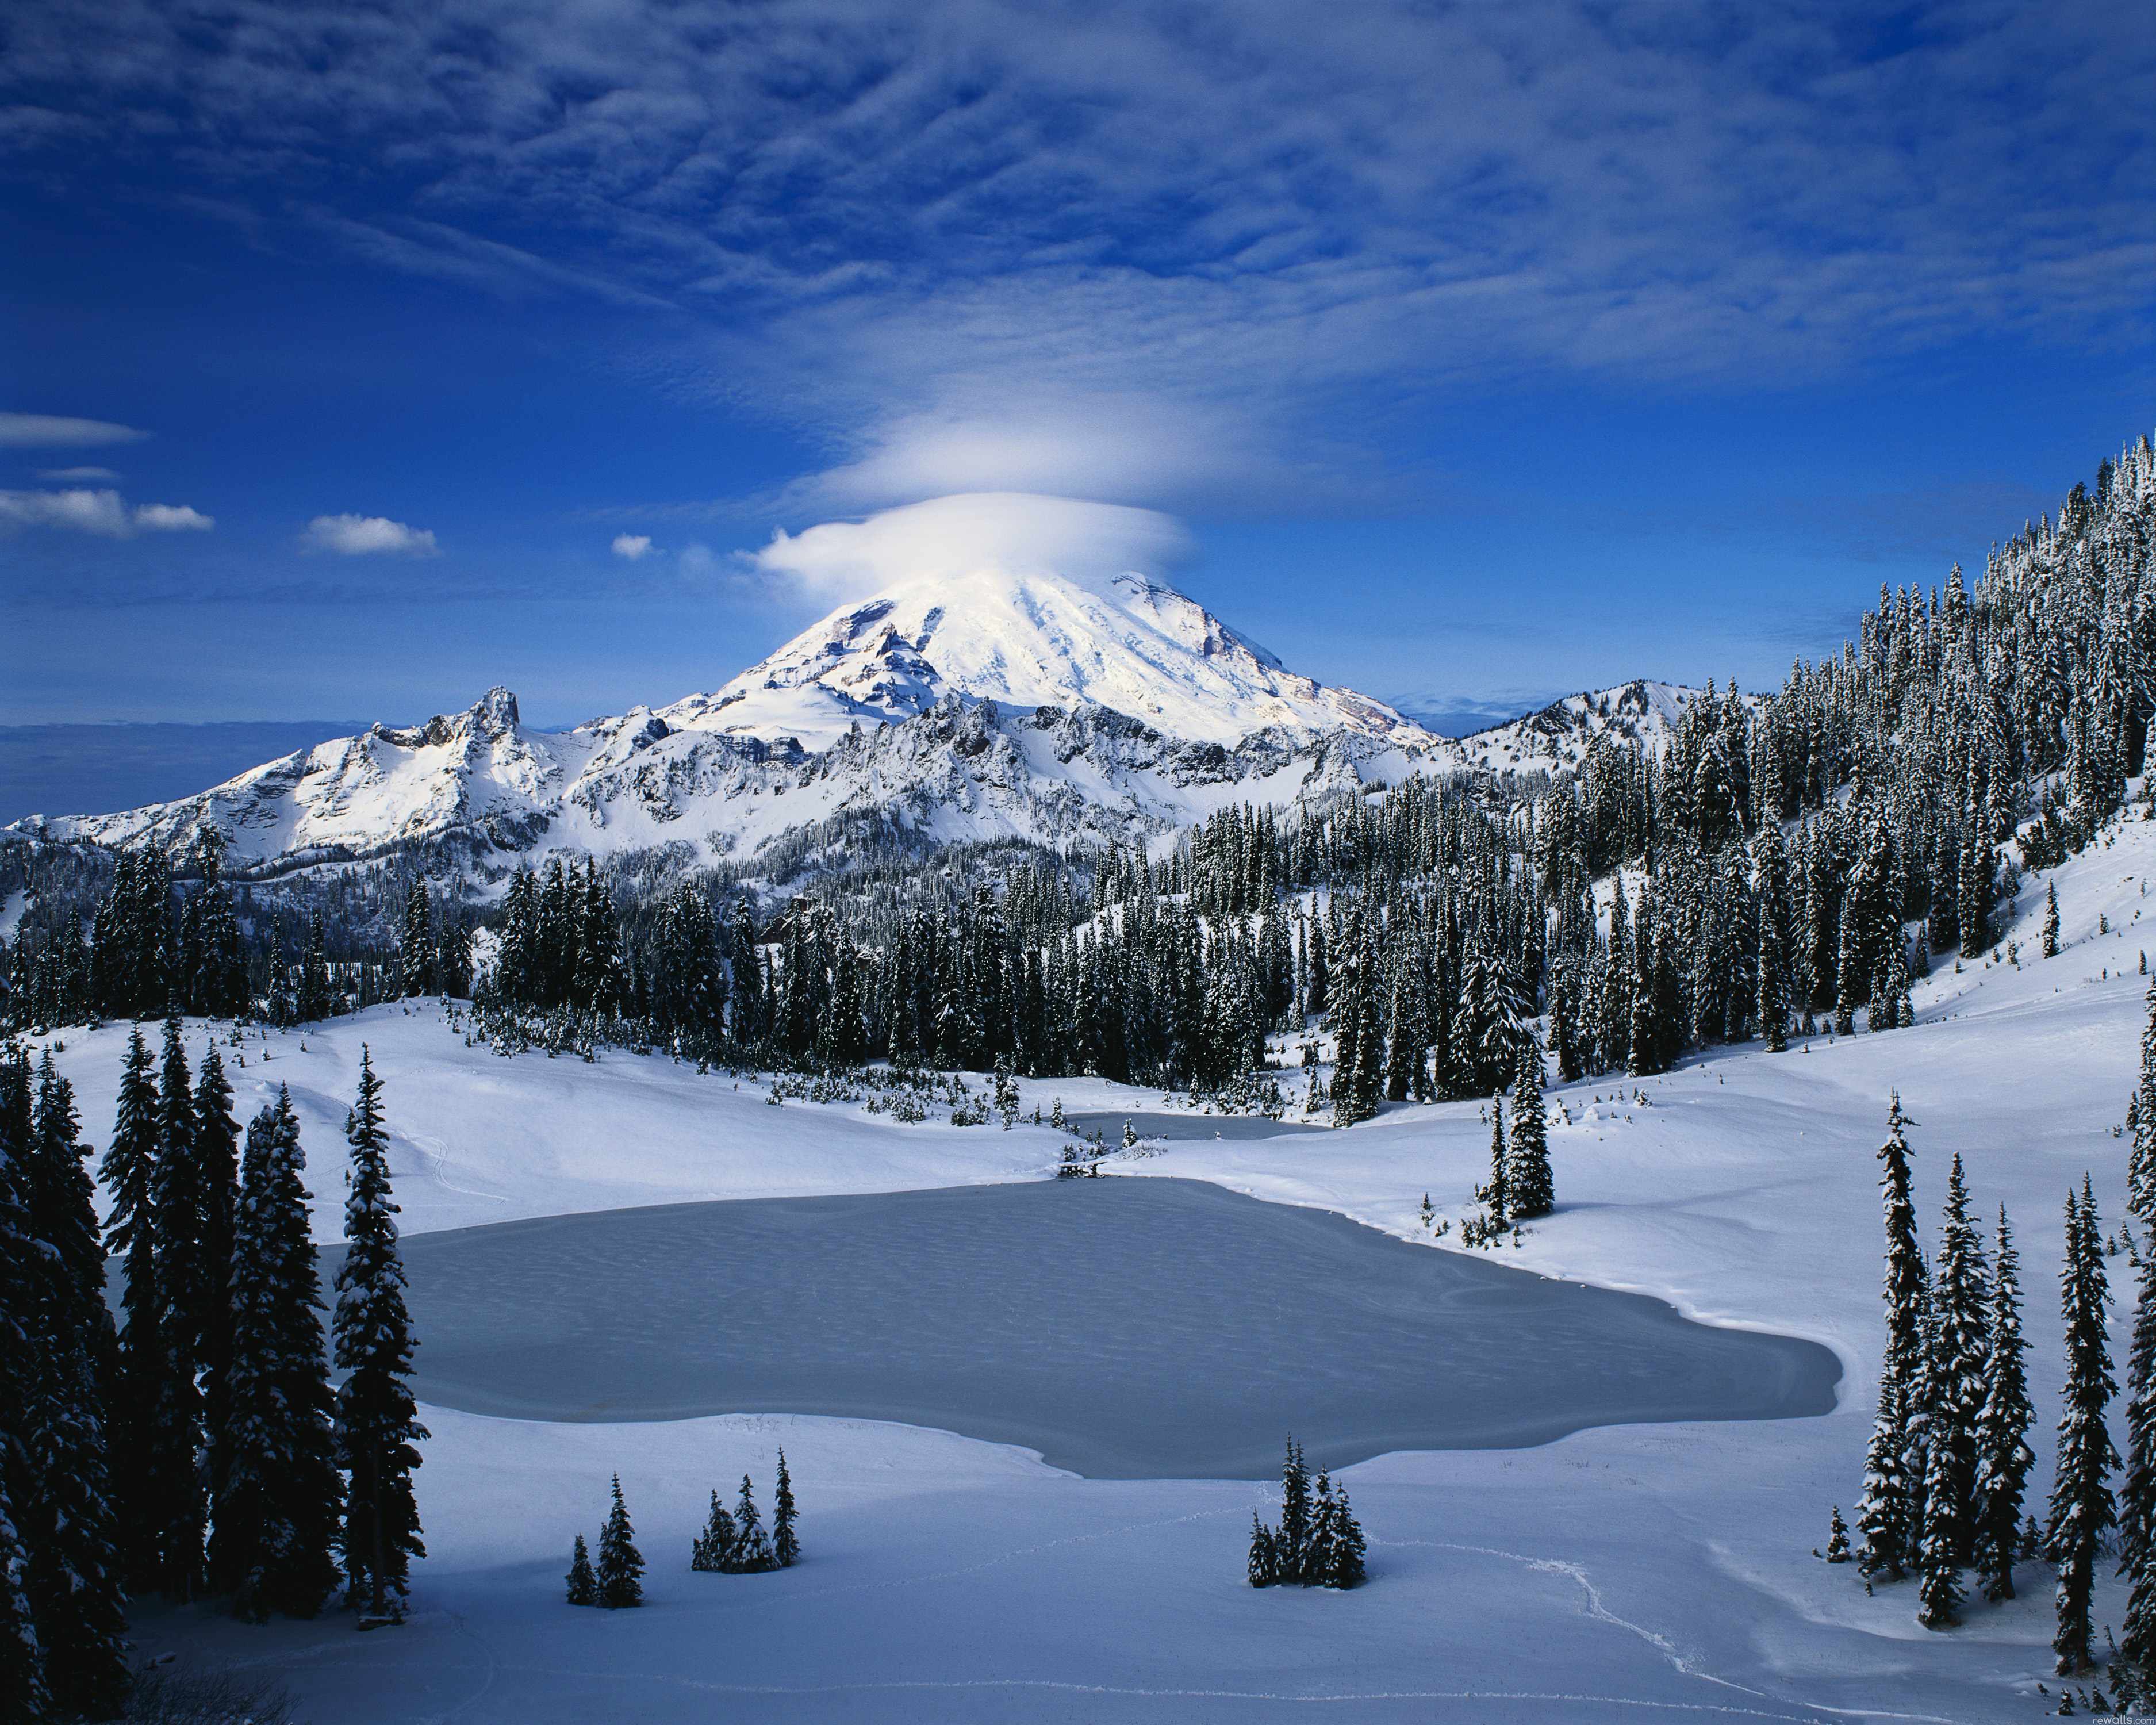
[750,493,1194,606]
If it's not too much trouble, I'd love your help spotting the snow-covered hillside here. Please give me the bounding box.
[25,796,2156,1722]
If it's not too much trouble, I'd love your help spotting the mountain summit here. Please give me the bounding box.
[658,561,1437,752]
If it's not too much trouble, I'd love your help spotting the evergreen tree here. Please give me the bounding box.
[2119,1220,2156,1689]
[211,1090,340,1619]
[2132,979,2156,1218]
[333,1048,427,1617]
[193,1045,240,1505]
[565,1533,596,1606]
[2044,881,2061,959]
[773,1450,799,1569]
[98,1027,159,1590]
[1973,1206,2035,1603]
[690,1491,738,1573]
[1826,1506,1850,1563]
[0,1051,53,1725]
[595,1475,643,1609]
[2049,1180,2118,1676]
[1246,1513,1279,1588]
[21,1054,129,1720]
[144,1015,208,1600]
[731,1474,773,1571]
[1856,1093,1928,1580]
[1919,1154,1988,1621]
[1479,1098,1509,1228]
[1507,1036,1554,1220]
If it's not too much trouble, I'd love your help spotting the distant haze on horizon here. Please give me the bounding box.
[2,0,2147,741]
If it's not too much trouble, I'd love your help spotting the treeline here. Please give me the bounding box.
[5,837,473,1032]
[0,1032,425,1722]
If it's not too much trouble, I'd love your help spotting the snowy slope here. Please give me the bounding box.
[30,802,2156,1722]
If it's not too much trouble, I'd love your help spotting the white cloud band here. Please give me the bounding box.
[0,488,213,537]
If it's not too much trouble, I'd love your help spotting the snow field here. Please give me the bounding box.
[29,811,2156,1720]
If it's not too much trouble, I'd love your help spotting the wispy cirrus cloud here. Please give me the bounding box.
[0,412,151,448]
[3,2,2148,513]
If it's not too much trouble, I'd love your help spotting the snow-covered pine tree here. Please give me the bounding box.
[1479,1098,1509,1229]
[193,1045,240,1507]
[1826,1506,1850,1563]
[689,1490,737,1572]
[21,1053,128,1720]
[1856,1093,1928,1580]
[2132,979,2156,1218]
[2049,1179,2119,1676]
[0,1050,54,1724]
[773,1450,799,1569]
[2117,1217,2156,1697]
[1278,1439,1311,1582]
[211,1090,340,1619]
[97,1026,159,1590]
[1302,1471,1337,1584]
[565,1533,596,1605]
[1756,823,1790,1053]
[1507,1036,1553,1220]
[596,1476,643,1608]
[2044,881,2061,959]
[1324,1484,1367,1588]
[731,1474,773,1571]
[1917,1155,1989,1628]
[1246,1513,1278,1587]
[332,1048,427,1618]
[1973,1206,2035,1603]
[144,1014,206,1600]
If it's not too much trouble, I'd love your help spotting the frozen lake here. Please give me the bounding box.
[396,1178,1839,1479]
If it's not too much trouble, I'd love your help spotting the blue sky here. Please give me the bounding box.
[2,0,2150,743]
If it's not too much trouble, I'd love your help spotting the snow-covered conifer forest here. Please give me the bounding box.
[3,432,2156,1720]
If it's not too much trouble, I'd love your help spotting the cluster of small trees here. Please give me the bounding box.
[1247,1440,1366,1590]
[690,1455,798,1574]
[0,1031,425,1723]
[1842,1008,2156,1706]
[566,1456,799,1610]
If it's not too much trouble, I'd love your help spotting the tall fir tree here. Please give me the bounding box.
[2048,1179,2118,1676]
[98,1027,160,1592]
[772,1450,799,1570]
[332,1049,427,1618]
[1507,1035,1554,1220]
[2118,1217,2156,1694]
[1972,1206,2035,1604]
[211,1090,341,1619]
[1856,1092,1928,1580]
[1917,1153,1988,1627]
[193,1046,240,1506]
[143,1016,207,1601]
[0,1051,53,1725]
[2133,978,2156,1218]
[21,1054,129,1720]
[1480,1098,1509,1228]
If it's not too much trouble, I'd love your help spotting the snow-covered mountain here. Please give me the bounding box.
[658,562,1438,752]
[2,547,1711,881]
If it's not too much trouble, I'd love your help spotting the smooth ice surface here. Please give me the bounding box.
[400,1176,1837,1478]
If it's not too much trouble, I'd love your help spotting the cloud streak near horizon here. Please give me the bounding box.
[6,0,2147,513]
